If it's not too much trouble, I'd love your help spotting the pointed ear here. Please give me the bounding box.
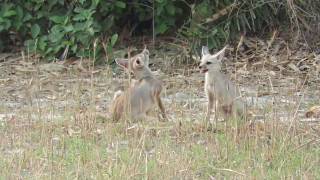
[201,46,210,56]
[212,46,227,61]
[142,46,149,56]
[115,58,129,69]
[142,46,150,66]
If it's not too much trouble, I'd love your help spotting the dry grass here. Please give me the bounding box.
[0,38,319,179]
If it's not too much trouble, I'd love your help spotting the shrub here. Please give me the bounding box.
[0,0,317,62]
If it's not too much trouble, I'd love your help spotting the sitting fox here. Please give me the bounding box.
[199,46,246,121]
[110,47,167,121]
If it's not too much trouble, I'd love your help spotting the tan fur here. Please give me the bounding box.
[110,48,167,122]
[199,46,246,121]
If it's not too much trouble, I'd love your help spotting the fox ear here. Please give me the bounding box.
[142,46,150,66]
[212,45,227,61]
[143,44,148,52]
[142,46,149,56]
[202,46,210,56]
[115,58,129,69]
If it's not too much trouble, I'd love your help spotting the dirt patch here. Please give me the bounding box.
[0,37,319,124]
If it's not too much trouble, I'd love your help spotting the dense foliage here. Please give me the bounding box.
[0,0,318,61]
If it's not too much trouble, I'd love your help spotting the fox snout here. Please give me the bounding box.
[199,64,208,73]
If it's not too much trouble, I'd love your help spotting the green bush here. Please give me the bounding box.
[0,0,127,61]
[179,0,283,49]
[0,0,317,62]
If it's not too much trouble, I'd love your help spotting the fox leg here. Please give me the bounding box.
[205,92,214,122]
[155,95,167,121]
[221,104,233,120]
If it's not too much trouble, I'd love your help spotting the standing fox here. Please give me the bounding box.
[199,46,246,121]
[110,47,167,121]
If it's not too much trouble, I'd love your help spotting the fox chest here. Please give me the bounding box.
[205,79,224,94]
[129,84,155,111]
[205,78,234,102]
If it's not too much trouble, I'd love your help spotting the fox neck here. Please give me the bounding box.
[134,67,153,80]
[206,69,223,80]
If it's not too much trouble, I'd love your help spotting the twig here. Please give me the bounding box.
[152,0,155,48]
[205,3,238,24]
[291,138,320,153]
[209,165,246,176]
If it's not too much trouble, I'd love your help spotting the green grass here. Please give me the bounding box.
[0,116,318,179]
[0,48,319,179]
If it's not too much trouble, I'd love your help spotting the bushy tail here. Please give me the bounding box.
[110,91,125,122]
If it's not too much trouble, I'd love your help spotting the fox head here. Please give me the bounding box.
[115,47,150,78]
[199,46,227,73]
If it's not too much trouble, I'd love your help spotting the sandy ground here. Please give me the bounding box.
[0,39,319,124]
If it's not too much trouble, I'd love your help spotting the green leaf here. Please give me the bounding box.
[71,44,78,53]
[74,22,86,31]
[101,16,114,30]
[88,27,94,35]
[13,6,23,30]
[115,1,126,8]
[15,6,23,19]
[57,0,64,5]
[64,25,73,32]
[76,33,90,45]
[73,14,86,21]
[165,4,175,15]
[45,47,53,55]
[156,5,164,15]
[3,10,16,17]
[38,36,48,51]
[37,10,47,19]
[93,0,100,6]
[23,13,32,22]
[31,24,40,38]
[50,16,65,24]
[0,25,4,32]
[196,2,210,17]
[49,25,65,43]
[211,28,218,36]
[156,23,168,34]
[2,20,11,30]
[48,0,59,9]
[110,34,118,47]
[74,7,83,13]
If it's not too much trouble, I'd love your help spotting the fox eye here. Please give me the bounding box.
[206,62,212,65]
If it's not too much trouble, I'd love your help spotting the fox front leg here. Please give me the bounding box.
[155,95,167,121]
[205,92,214,121]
